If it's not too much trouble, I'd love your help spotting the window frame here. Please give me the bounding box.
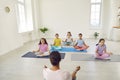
[90,0,102,29]
[17,0,33,33]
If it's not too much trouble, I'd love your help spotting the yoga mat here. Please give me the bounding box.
[22,52,65,59]
[71,54,120,62]
[50,47,87,53]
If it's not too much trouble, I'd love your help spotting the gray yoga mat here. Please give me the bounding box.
[71,54,120,62]
[22,52,65,59]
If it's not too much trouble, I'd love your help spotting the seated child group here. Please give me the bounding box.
[33,32,112,60]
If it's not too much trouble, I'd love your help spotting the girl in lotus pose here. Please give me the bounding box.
[51,33,62,50]
[74,33,89,50]
[95,38,112,59]
[63,31,74,46]
[33,38,49,56]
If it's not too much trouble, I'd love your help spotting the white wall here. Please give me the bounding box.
[31,0,41,40]
[107,0,120,40]
[101,0,111,38]
[39,0,110,38]
[0,0,36,55]
[0,0,119,55]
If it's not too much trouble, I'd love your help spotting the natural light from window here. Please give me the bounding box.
[90,0,102,27]
[17,0,33,33]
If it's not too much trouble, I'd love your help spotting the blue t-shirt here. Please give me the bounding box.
[77,39,84,47]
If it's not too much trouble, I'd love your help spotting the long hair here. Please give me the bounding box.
[96,38,105,46]
[67,31,72,36]
[39,38,48,45]
[55,33,59,36]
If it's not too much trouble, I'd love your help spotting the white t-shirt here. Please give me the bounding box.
[66,37,73,42]
[43,68,72,80]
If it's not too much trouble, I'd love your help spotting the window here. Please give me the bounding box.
[90,0,102,27]
[17,0,33,33]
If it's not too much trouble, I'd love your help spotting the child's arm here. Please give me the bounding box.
[33,45,40,53]
[65,39,67,42]
[95,49,98,54]
[74,40,77,46]
[62,39,65,42]
[47,46,49,51]
[95,46,99,56]
[60,39,62,46]
[103,46,107,53]
[83,41,89,49]
[83,42,86,46]
[71,38,73,42]
[53,39,55,45]
[83,41,88,46]
[33,48,40,53]
[37,49,40,52]
[46,45,50,54]
[74,42,78,46]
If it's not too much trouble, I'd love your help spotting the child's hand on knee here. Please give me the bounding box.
[33,50,36,53]
[109,52,113,55]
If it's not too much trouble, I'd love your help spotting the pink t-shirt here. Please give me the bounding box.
[39,44,48,52]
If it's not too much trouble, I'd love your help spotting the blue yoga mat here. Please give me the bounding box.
[50,47,87,53]
[22,52,65,59]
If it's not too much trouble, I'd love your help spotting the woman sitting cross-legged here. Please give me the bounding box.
[43,51,80,80]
